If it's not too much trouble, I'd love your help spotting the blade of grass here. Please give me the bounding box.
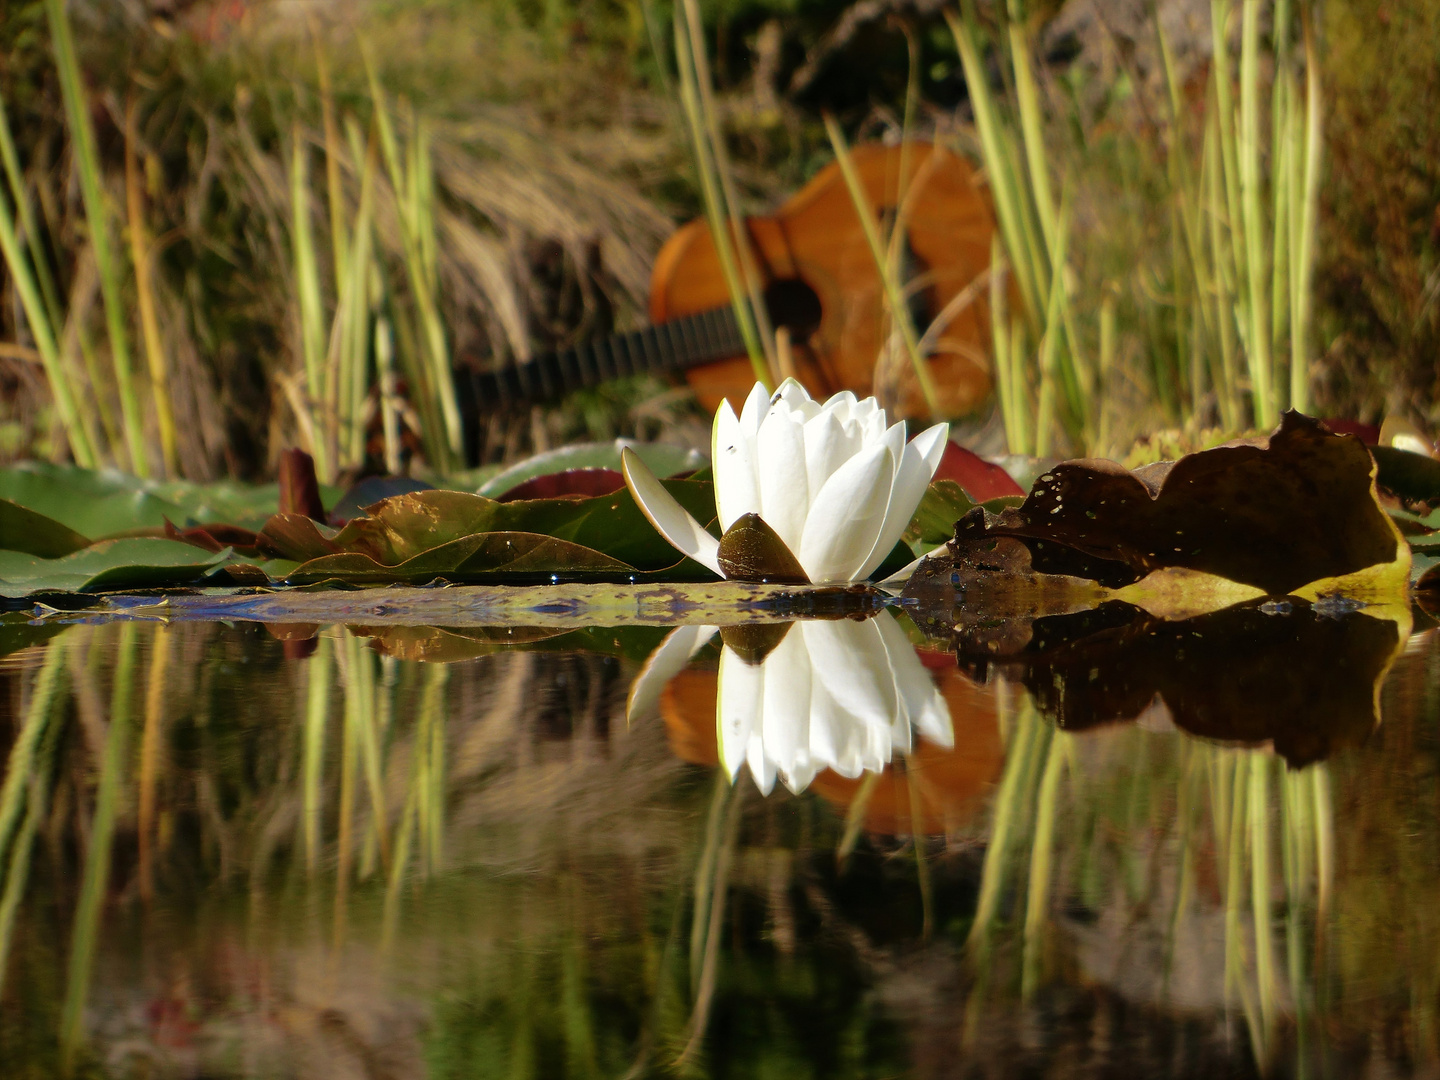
[312,29,350,285]
[1033,195,1070,457]
[362,56,462,468]
[0,167,95,466]
[679,0,778,383]
[990,239,1021,452]
[1290,10,1321,416]
[124,96,178,478]
[671,11,770,390]
[823,113,940,416]
[45,0,147,475]
[949,6,1042,325]
[1097,285,1116,452]
[288,123,330,480]
[0,90,71,370]
[1238,0,1275,427]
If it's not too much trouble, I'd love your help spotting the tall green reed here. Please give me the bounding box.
[669,0,774,390]
[45,0,147,476]
[951,0,1323,455]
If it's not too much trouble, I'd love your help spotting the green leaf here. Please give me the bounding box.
[0,498,91,557]
[294,480,718,574]
[285,531,635,584]
[0,538,241,595]
[0,462,339,535]
[903,480,976,551]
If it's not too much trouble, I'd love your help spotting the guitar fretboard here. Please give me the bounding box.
[466,306,746,407]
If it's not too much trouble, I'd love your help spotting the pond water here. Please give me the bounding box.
[0,595,1435,1078]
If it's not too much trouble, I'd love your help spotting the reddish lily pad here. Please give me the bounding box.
[495,467,625,502]
[933,441,1025,501]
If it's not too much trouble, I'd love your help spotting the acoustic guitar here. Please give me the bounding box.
[462,141,994,433]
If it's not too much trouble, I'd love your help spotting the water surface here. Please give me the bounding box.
[0,597,1433,1078]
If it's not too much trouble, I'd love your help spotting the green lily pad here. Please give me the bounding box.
[0,498,92,558]
[286,531,635,584]
[0,538,243,595]
[263,480,718,577]
[903,480,977,551]
[0,462,340,535]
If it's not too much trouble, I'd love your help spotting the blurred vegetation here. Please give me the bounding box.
[0,0,1435,478]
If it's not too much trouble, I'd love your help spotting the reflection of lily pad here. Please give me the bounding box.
[954,599,1409,766]
[354,624,672,663]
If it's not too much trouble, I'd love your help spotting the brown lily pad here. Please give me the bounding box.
[946,411,1406,597]
[954,598,1409,766]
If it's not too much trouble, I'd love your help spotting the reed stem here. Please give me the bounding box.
[46,0,148,475]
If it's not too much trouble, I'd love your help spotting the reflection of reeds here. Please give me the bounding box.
[61,624,139,1068]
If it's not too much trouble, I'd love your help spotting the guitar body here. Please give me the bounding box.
[649,142,995,419]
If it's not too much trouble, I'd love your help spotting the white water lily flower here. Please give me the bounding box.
[627,611,952,797]
[621,380,950,583]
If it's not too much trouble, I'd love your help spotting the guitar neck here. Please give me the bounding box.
[465,306,746,408]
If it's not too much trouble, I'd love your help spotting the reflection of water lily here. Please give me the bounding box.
[621,380,949,583]
[629,612,952,795]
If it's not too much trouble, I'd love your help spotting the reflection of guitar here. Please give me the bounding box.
[463,142,994,426]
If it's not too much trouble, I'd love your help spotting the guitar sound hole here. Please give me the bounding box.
[763,278,823,342]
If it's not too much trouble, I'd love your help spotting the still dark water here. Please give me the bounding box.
[0,597,1434,1078]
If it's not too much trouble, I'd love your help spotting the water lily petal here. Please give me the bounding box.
[854,422,951,581]
[713,400,761,533]
[874,610,953,748]
[737,381,769,435]
[756,406,809,552]
[746,732,778,795]
[758,626,812,776]
[621,449,722,576]
[821,390,858,425]
[626,623,719,725]
[802,408,863,499]
[718,646,763,781]
[800,620,897,733]
[797,443,896,582]
[773,378,820,422]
